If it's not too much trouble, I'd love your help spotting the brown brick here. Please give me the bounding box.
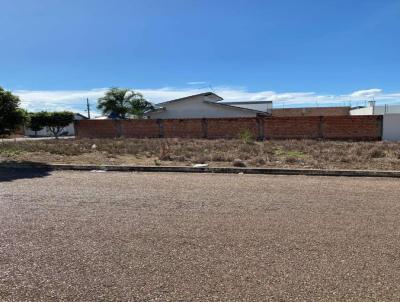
[75,116,382,141]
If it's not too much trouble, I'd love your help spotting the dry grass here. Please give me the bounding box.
[1,138,400,170]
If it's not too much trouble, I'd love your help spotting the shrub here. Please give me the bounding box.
[239,129,255,144]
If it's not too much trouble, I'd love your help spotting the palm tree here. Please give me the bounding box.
[97,88,153,119]
[129,97,154,118]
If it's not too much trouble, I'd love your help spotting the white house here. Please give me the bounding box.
[145,92,271,119]
[25,113,88,137]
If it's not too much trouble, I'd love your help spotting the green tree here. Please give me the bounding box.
[28,112,47,137]
[44,111,74,138]
[0,87,27,134]
[97,88,153,119]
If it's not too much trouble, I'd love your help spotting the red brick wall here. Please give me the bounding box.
[264,117,322,139]
[75,120,120,138]
[163,119,204,138]
[75,120,160,138]
[75,116,382,140]
[206,118,259,139]
[120,120,159,138]
[322,116,382,140]
[264,116,382,140]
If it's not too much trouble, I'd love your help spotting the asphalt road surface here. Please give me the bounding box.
[1,169,400,301]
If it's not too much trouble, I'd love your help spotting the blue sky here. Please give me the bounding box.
[1,0,400,113]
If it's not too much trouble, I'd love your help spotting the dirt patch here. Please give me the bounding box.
[1,138,400,170]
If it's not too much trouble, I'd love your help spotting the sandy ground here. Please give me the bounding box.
[1,169,400,301]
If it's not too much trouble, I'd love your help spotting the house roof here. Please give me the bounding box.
[220,100,272,105]
[157,92,223,106]
[203,101,269,115]
[144,106,166,114]
[74,113,89,120]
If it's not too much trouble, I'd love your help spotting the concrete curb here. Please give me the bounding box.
[1,162,400,178]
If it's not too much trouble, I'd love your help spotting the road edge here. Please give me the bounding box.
[1,162,400,178]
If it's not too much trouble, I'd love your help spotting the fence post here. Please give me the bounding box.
[157,119,164,138]
[319,116,324,139]
[74,120,79,138]
[202,118,208,138]
[113,120,123,138]
[378,115,383,141]
[256,117,265,140]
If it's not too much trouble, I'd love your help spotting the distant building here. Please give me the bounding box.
[350,101,400,115]
[145,92,270,119]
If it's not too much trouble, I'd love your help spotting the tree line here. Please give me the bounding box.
[0,87,74,138]
[0,87,154,138]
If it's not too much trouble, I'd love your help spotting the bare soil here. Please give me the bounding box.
[1,170,400,301]
[1,138,400,170]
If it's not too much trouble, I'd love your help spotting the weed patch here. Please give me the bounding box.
[1,138,400,170]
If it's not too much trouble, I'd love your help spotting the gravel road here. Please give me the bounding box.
[1,169,400,301]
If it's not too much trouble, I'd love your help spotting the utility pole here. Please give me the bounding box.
[86,98,91,119]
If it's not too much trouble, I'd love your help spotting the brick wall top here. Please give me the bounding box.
[272,107,351,117]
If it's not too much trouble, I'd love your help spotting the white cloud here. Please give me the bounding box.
[16,88,108,116]
[350,89,382,98]
[13,86,400,115]
[186,81,207,85]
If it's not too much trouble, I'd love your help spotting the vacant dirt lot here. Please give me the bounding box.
[1,170,400,301]
[2,138,400,170]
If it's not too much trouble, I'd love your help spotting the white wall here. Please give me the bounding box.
[350,107,373,115]
[375,105,400,115]
[25,123,76,137]
[351,105,400,116]
[147,95,257,119]
[383,114,400,141]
